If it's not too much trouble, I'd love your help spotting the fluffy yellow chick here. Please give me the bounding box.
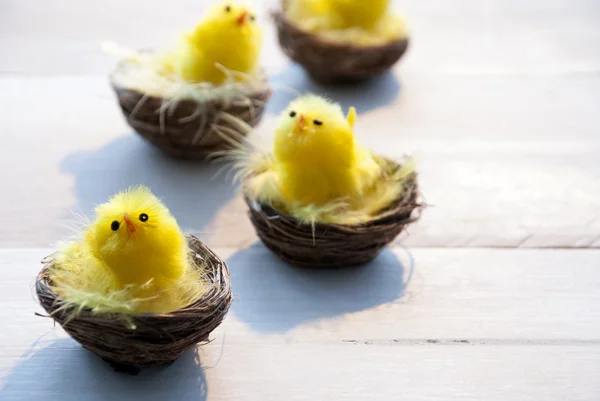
[50,186,206,314]
[167,2,262,85]
[269,95,380,205]
[287,0,389,30]
[83,185,188,291]
[50,186,205,314]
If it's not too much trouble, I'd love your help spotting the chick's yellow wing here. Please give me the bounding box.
[171,35,209,83]
[52,240,120,297]
[355,145,381,190]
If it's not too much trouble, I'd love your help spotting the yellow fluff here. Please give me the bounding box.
[272,95,379,204]
[49,186,206,315]
[285,0,407,46]
[328,0,390,29]
[163,2,262,85]
[235,95,414,225]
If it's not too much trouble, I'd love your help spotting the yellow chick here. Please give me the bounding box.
[269,95,380,205]
[287,0,389,30]
[168,2,262,85]
[82,185,188,292]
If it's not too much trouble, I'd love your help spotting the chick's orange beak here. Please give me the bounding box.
[237,11,248,25]
[296,114,306,132]
[123,215,136,233]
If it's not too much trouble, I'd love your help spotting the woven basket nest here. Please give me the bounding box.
[110,61,272,160]
[245,162,421,268]
[273,11,409,84]
[36,236,232,373]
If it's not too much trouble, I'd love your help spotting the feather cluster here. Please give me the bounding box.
[285,0,408,46]
[49,242,207,316]
[244,153,415,226]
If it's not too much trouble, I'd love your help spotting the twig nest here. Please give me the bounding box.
[245,162,421,267]
[273,11,409,84]
[36,236,232,371]
[110,55,272,160]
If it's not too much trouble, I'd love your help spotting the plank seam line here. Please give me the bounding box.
[340,339,600,346]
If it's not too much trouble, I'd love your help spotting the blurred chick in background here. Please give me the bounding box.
[252,95,380,206]
[164,2,262,85]
[287,0,390,30]
[52,186,202,314]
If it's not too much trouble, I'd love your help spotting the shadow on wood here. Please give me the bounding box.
[266,63,402,115]
[1,338,208,401]
[59,135,236,240]
[227,246,413,333]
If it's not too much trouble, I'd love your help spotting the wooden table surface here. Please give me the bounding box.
[1,0,600,400]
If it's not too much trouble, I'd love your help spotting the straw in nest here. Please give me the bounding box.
[245,166,421,268]
[110,53,272,160]
[273,11,409,84]
[36,236,232,374]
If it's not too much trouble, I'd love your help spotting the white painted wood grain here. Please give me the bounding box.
[1,74,599,248]
[2,247,600,345]
[3,0,600,399]
[2,0,600,75]
[2,338,599,401]
[2,0,600,248]
[1,247,600,400]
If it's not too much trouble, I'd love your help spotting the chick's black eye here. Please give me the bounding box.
[289,110,296,117]
[111,220,120,231]
[313,119,323,126]
[250,14,256,21]
[225,5,231,12]
[139,213,149,222]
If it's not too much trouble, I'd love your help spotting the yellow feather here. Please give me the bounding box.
[326,0,390,29]
[285,0,408,46]
[49,186,206,315]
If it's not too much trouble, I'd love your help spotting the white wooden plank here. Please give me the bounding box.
[1,247,599,348]
[2,0,600,75]
[1,246,600,399]
[2,337,599,401]
[400,0,600,75]
[1,75,599,248]
[0,0,282,75]
[2,0,599,398]
[225,247,600,339]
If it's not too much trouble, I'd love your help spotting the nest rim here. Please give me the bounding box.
[272,10,410,84]
[244,160,421,267]
[110,54,272,160]
[35,235,232,369]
